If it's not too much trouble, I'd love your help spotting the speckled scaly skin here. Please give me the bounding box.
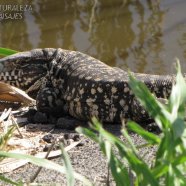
[0,48,174,123]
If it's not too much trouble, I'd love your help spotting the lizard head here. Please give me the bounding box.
[0,49,52,96]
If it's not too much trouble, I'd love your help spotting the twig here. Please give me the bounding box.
[30,142,55,182]
[0,140,81,173]
[0,108,12,123]
[10,115,24,139]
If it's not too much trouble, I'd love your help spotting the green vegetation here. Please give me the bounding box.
[0,150,92,186]
[77,61,186,185]
[0,47,18,56]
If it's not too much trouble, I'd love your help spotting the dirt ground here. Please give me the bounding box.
[0,117,159,186]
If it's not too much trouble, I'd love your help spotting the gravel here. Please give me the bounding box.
[2,123,159,186]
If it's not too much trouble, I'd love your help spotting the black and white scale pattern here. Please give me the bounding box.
[0,48,174,123]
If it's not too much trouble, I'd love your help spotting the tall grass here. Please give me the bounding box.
[77,61,186,185]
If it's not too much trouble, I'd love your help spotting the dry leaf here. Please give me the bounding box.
[0,82,35,107]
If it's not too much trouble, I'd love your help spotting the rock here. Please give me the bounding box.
[76,141,84,146]
[63,133,80,141]
[34,112,48,123]
[72,134,80,141]
[42,134,55,143]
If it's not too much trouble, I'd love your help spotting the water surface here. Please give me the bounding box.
[0,0,186,74]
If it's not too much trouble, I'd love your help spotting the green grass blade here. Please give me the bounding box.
[172,118,185,140]
[76,126,99,143]
[169,60,186,119]
[0,47,18,56]
[60,144,75,186]
[152,164,169,178]
[103,141,130,186]
[166,165,174,186]
[155,131,172,165]
[78,123,131,185]
[171,166,186,184]
[121,126,138,154]
[128,73,170,129]
[77,126,132,185]
[98,126,159,185]
[127,121,161,145]
[0,174,20,185]
[0,126,15,151]
[173,153,186,166]
[0,151,92,186]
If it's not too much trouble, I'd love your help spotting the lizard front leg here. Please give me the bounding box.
[36,77,67,117]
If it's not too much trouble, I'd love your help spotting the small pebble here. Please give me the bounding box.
[73,134,80,141]
[42,134,55,143]
[63,133,70,140]
[77,142,84,146]
[63,133,80,141]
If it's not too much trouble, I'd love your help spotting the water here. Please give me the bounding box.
[0,0,186,74]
